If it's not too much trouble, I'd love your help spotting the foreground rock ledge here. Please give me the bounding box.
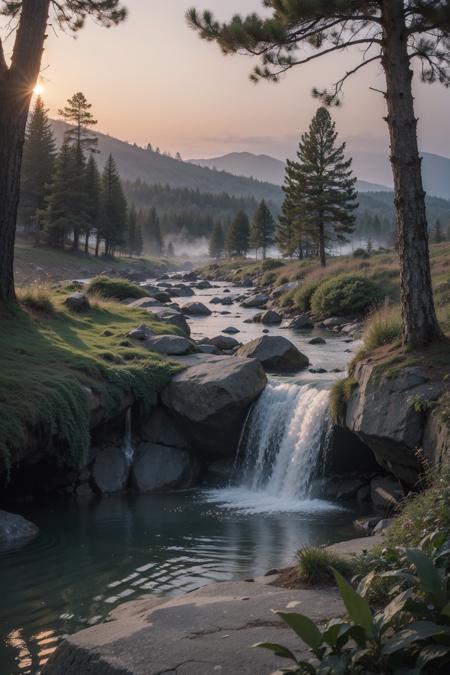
[42,578,343,675]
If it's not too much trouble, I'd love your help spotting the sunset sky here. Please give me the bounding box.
[4,0,450,159]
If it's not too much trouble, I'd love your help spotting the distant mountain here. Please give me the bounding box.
[190,150,450,200]
[50,120,282,204]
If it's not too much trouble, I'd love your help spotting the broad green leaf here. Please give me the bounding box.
[416,644,450,668]
[406,549,445,601]
[382,589,412,625]
[382,620,450,655]
[322,621,350,648]
[333,569,374,638]
[276,612,322,650]
[252,641,299,662]
[441,601,450,618]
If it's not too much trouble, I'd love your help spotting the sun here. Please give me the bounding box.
[33,84,44,96]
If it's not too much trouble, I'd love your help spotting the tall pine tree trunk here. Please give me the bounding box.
[0,0,50,302]
[95,233,100,257]
[381,0,443,348]
[85,231,90,254]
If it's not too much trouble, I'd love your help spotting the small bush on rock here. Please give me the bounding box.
[311,273,383,319]
[87,276,148,301]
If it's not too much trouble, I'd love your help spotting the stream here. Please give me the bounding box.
[0,276,368,675]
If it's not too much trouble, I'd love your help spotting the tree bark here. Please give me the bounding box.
[0,0,50,302]
[381,0,443,348]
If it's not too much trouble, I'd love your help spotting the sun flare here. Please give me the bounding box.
[33,84,44,96]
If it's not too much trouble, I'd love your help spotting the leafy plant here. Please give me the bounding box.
[255,541,450,674]
[408,394,431,413]
[310,273,383,319]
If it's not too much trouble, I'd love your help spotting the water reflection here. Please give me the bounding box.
[0,492,364,674]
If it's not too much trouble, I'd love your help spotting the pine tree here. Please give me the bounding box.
[127,205,143,256]
[433,218,444,244]
[167,241,175,257]
[145,208,164,255]
[250,200,275,259]
[277,159,309,259]
[44,142,82,249]
[188,2,449,347]
[84,155,101,255]
[226,211,250,257]
[58,92,98,154]
[282,108,357,267]
[19,96,56,231]
[209,222,225,259]
[99,155,128,256]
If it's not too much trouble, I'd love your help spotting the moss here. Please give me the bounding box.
[329,377,358,424]
[0,290,181,475]
[87,275,149,301]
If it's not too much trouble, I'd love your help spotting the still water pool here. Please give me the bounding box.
[0,490,365,674]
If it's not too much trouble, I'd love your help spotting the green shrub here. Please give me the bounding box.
[362,305,402,350]
[296,547,351,585]
[87,276,148,301]
[262,270,277,285]
[293,278,323,312]
[261,259,284,271]
[310,273,383,318]
[353,247,370,259]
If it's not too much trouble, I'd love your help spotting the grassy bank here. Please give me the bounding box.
[0,285,181,474]
[14,238,173,286]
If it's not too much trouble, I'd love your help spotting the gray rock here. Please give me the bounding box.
[64,292,90,312]
[261,310,282,325]
[322,317,346,327]
[150,308,190,337]
[235,336,309,373]
[145,335,194,356]
[0,510,39,549]
[282,315,314,330]
[92,447,129,494]
[309,337,326,345]
[373,518,391,534]
[309,368,327,374]
[139,407,190,449]
[161,357,267,458]
[181,302,212,316]
[149,290,171,303]
[220,296,233,306]
[128,297,164,309]
[370,476,404,513]
[271,281,300,298]
[131,443,200,492]
[210,335,240,351]
[210,297,222,304]
[197,344,221,355]
[171,284,195,297]
[195,280,212,290]
[128,324,155,341]
[240,293,269,308]
[222,326,240,334]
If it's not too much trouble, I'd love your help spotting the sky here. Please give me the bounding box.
[3,0,450,159]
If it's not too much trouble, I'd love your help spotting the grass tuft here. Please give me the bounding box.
[362,304,402,351]
[87,275,149,301]
[329,377,358,423]
[17,284,55,316]
[296,547,351,585]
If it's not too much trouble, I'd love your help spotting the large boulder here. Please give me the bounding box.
[64,292,90,312]
[370,476,405,513]
[171,284,195,297]
[281,315,314,330]
[240,293,269,308]
[150,308,190,337]
[128,324,155,341]
[92,447,129,494]
[145,335,194,356]
[0,510,39,550]
[261,310,282,325]
[345,358,448,486]
[235,336,309,373]
[161,356,267,457]
[131,443,200,492]
[181,302,212,316]
[139,407,190,449]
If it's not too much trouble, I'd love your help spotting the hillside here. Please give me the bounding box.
[50,120,282,202]
[190,149,450,200]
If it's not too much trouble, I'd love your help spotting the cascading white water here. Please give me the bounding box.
[240,382,330,499]
[205,381,338,513]
[123,408,134,464]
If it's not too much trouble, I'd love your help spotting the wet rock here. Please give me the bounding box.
[181,302,212,316]
[309,368,327,374]
[149,291,171,304]
[0,510,39,549]
[197,344,221,355]
[171,284,195,297]
[322,317,346,328]
[195,280,212,290]
[370,476,404,513]
[309,337,326,345]
[92,447,129,494]
[150,309,190,337]
[373,518,391,534]
[161,357,267,458]
[132,444,200,492]
[182,271,198,282]
[353,517,380,535]
[222,326,240,334]
[236,336,309,373]
[240,293,269,308]
[271,281,300,298]
[128,297,164,309]
[210,297,222,304]
[261,310,282,325]
[210,335,240,351]
[220,297,233,306]
[144,335,194,356]
[64,292,90,312]
[139,407,190,449]
[282,315,314,330]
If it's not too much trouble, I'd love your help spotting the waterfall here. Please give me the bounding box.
[123,408,134,464]
[237,382,330,500]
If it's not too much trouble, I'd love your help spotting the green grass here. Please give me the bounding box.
[296,547,351,585]
[360,305,403,352]
[87,275,149,301]
[0,288,181,475]
[329,377,358,423]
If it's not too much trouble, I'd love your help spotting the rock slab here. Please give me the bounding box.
[236,335,309,373]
